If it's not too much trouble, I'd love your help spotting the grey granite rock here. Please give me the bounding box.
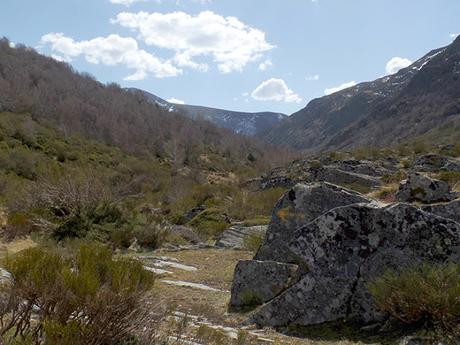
[229,260,300,309]
[309,166,382,189]
[421,199,460,224]
[248,203,460,327]
[411,153,460,172]
[255,183,372,262]
[396,173,457,203]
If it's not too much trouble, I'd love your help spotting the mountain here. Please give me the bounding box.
[263,36,460,153]
[133,89,287,136]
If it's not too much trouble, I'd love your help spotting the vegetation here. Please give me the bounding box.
[369,263,460,338]
[0,244,154,344]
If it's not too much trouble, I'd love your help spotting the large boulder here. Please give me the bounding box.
[421,199,460,224]
[230,260,300,309]
[411,153,460,172]
[396,173,457,203]
[249,203,460,327]
[215,224,267,250]
[308,166,382,189]
[255,183,372,262]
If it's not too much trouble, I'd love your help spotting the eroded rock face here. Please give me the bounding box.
[215,225,267,250]
[412,153,460,172]
[421,199,460,224]
[249,203,460,327]
[255,183,372,263]
[396,173,457,203]
[229,260,300,309]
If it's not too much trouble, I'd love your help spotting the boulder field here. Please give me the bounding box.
[230,180,460,328]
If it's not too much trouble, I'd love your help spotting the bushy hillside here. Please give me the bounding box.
[0,38,292,172]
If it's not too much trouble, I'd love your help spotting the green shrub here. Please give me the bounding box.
[0,244,155,344]
[188,208,229,239]
[369,263,460,335]
[382,170,407,184]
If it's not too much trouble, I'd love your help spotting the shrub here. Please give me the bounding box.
[133,221,169,250]
[0,244,155,344]
[382,170,407,184]
[4,212,35,241]
[188,208,229,239]
[369,263,460,335]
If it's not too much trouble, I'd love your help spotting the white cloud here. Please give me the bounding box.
[451,33,459,40]
[51,54,67,62]
[324,81,357,95]
[167,98,185,104]
[110,0,148,6]
[40,33,181,80]
[305,74,320,81]
[258,59,273,71]
[251,78,302,103]
[112,11,274,73]
[385,56,412,75]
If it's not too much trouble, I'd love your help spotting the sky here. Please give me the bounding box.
[1,0,459,115]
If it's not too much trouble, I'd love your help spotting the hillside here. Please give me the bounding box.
[263,36,460,153]
[0,38,292,173]
[133,88,286,136]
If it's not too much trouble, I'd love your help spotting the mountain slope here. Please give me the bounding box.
[134,89,286,136]
[0,38,292,172]
[263,36,460,153]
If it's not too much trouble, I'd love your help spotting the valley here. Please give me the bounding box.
[0,7,459,345]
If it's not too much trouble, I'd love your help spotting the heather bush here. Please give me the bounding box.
[369,263,460,336]
[0,243,154,345]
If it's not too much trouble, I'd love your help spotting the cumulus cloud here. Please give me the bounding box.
[251,78,302,103]
[258,59,273,71]
[40,33,181,80]
[112,11,274,73]
[305,74,320,81]
[110,0,148,6]
[385,57,412,75]
[324,81,357,95]
[167,97,185,104]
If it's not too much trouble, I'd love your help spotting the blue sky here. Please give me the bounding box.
[1,0,459,115]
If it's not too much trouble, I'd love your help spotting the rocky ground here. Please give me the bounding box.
[134,247,371,345]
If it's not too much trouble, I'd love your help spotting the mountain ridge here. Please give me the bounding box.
[131,88,287,136]
[262,37,460,153]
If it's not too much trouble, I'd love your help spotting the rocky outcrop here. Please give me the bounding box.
[335,160,394,177]
[248,203,460,327]
[421,199,460,224]
[215,225,267,250]
[230,260,300,309]
[244,159,391,192]
[396,173,457,203]
[169,225,202,244]
[308,166,382,189]
[411,153,460,172]
[255,183,373,263]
